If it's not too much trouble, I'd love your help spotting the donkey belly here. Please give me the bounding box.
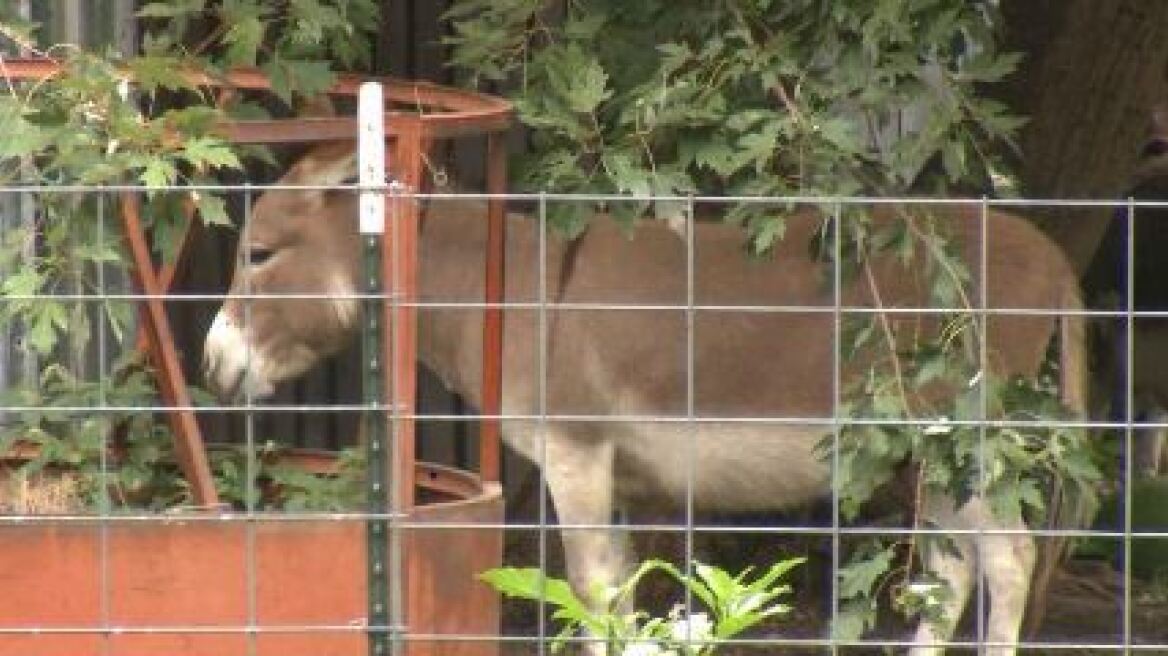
[612,423,830,513]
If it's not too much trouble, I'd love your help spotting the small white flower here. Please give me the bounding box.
[622,641,664,656]
[923,418,952,436]
[968,370,983,388]
[907,582,944,608]
[80,101,102,123]
[670,612,713,643]
[908,582,941,595]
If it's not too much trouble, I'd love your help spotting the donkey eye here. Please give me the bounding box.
[246,247,274,266]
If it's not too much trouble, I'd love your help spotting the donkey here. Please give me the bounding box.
[203,143,1088,654]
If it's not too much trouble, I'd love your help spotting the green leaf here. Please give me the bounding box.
[0,102,51,159]
[547,202,591,239]
[940,141,968,183]
[28,302,68,355]
[602,151,651,197]
[833,597,878,641]
[182,136,242,171]
[261,59,336,106]
[914,351,949,388]
[479,568,591,621]
[695,561,739,609]
[1018,477,1047,514]
[656,41,692,72]
[750,215,786,253]
[749,556,806,594]
[127,56,195,93]
[838,545,895,599]
[816,117,860,153]
[1,268,43,298]
[223,17,266,66]
[610,197,651,226]
[692,141,743,178]
[163,106,221,134]
[139,158,178,188]
[195,193,231,227]
[988,479,1023,522]
[959,51,1023,84]
[567,59,610,114]
[543,45,611,115]
[736,120,781,174]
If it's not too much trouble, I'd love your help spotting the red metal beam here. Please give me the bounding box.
[133,197,202,355]
[119,194,219,508]
[480,134,507,484]
[385,119,424,511]
[1,59,511,143]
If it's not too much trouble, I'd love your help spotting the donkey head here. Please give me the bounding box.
[202,144,362,401]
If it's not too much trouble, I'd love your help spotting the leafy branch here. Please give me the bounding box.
[447,0,1024,241]
[824,209,1100,637]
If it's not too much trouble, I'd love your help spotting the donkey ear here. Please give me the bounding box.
[281,143,357,187]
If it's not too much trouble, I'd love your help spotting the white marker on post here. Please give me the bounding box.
[358,81,387,235]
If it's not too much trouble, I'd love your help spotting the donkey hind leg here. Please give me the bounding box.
[1134,402,1168,477]
[542,434,630,655]
[910,496,1035,656]
[908,498,976,656]
[978,504,1035,654]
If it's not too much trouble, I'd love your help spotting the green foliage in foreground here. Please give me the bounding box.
[482,557,803,654]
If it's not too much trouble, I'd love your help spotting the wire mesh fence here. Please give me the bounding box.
[2,180,1168,656]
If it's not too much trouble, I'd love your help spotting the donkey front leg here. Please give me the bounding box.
[544,434,631,654]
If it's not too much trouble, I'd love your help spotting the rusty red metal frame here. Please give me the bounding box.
[118,193,220,505]
[3,58,511,510]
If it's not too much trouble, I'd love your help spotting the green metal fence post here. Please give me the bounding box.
[358,81,392,656]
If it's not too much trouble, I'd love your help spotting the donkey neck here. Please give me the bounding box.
[416,199,542,409]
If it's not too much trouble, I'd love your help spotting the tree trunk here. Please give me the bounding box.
[1000,0,1168,275]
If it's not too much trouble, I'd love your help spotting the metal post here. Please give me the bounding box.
[359,81,394,656]
[386,122,423,511]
